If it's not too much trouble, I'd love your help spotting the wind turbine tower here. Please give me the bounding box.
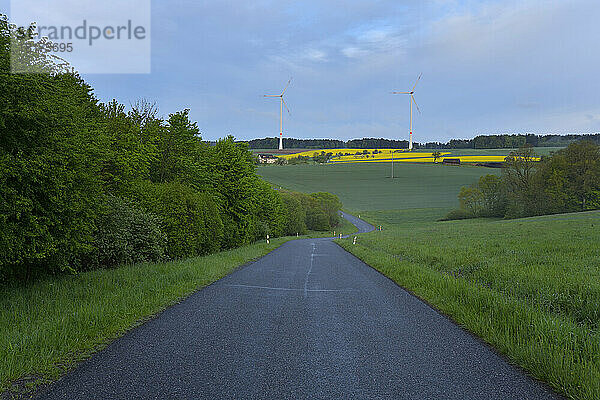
[264,78,292,150]
[392,74,422,151]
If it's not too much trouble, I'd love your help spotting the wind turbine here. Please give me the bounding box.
[264,78,292,150]
[392,74,422,151]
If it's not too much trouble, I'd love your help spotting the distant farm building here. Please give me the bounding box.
[257,154,279,164]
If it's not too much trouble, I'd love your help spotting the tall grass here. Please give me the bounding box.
[337,209,600,400]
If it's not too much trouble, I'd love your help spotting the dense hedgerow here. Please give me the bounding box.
[277,191,343,233]
[0,17,343,283]
[132,182,225,259]
[87,195,166,269]
[280,191,308,235]
[0,19,104,281]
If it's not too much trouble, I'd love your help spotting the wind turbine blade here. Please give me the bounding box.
[391,91,411,94]
[282,97,291,115]
[411,73,422,92]
[281,77,292,95]
[264,94,280,97]
[412,95,421,114]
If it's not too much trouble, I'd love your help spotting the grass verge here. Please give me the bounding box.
[0,227,348,398]
[336,209,600,400]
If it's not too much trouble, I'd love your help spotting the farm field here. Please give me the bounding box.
[258,146,557,163]
[336,209,600,400]
[258,162,498,210]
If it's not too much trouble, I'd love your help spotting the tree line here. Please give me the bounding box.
[247,138,346,149]
[447,141,600,220]
[246,134,600,150]
[0,17,343,283]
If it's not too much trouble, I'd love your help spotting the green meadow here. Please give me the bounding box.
[258,162,500,210]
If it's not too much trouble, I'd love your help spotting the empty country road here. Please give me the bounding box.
[36,213,562,400]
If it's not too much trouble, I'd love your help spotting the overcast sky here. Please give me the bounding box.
[4,0,600,142]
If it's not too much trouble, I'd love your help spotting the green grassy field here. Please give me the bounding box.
[0,218,357,397]
[259,162,498,211]
[336,209,600,400]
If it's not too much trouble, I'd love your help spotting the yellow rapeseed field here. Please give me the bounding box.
[277,149,539,164]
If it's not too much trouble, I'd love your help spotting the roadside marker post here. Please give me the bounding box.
[266,234,270,244]
[353,236,357,244]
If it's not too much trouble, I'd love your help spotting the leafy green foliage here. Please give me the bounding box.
[458,186,483,217]
[277,190,343,232]
[87,196,166,268]
[453,142,600,220]
[150,109,210,189]
[477,174,506,217]
[441,208,471,220]
[207,137,263,248]
[0,17,104,281]
[132,182,224,259]
[310,192,342,227]
[279,191,308,235]
[253,180,286,239]
[97,100,160,193]
[0,14,342,282]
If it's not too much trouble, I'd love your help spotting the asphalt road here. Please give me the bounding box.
[36,213,562,400]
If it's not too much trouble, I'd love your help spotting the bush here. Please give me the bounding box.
[132,182,224,259]
[88,195,166,269]
[253,180,285,239]
[477,174,506,217]
[310,192,342,227]
[0,22,104,281]
[442,208,472,221]
[279,190,343,234]
[306,207,331,231]
[458,186,484,216]
[280,191,307,235]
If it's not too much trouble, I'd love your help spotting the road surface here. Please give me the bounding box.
[36,213,561,400]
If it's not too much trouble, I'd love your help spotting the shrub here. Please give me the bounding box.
[477,174,507,217]
[278,190,343,233]
[0,23,104,281]
[88,195,166,269]
[310,192,342,227]
[132,182,224,258]
[253,180,285,239]
[300,193,331,231]
[306,207,331,231]
[280,191,307,235]
[458,186,484,216]
[442,208,472,221]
